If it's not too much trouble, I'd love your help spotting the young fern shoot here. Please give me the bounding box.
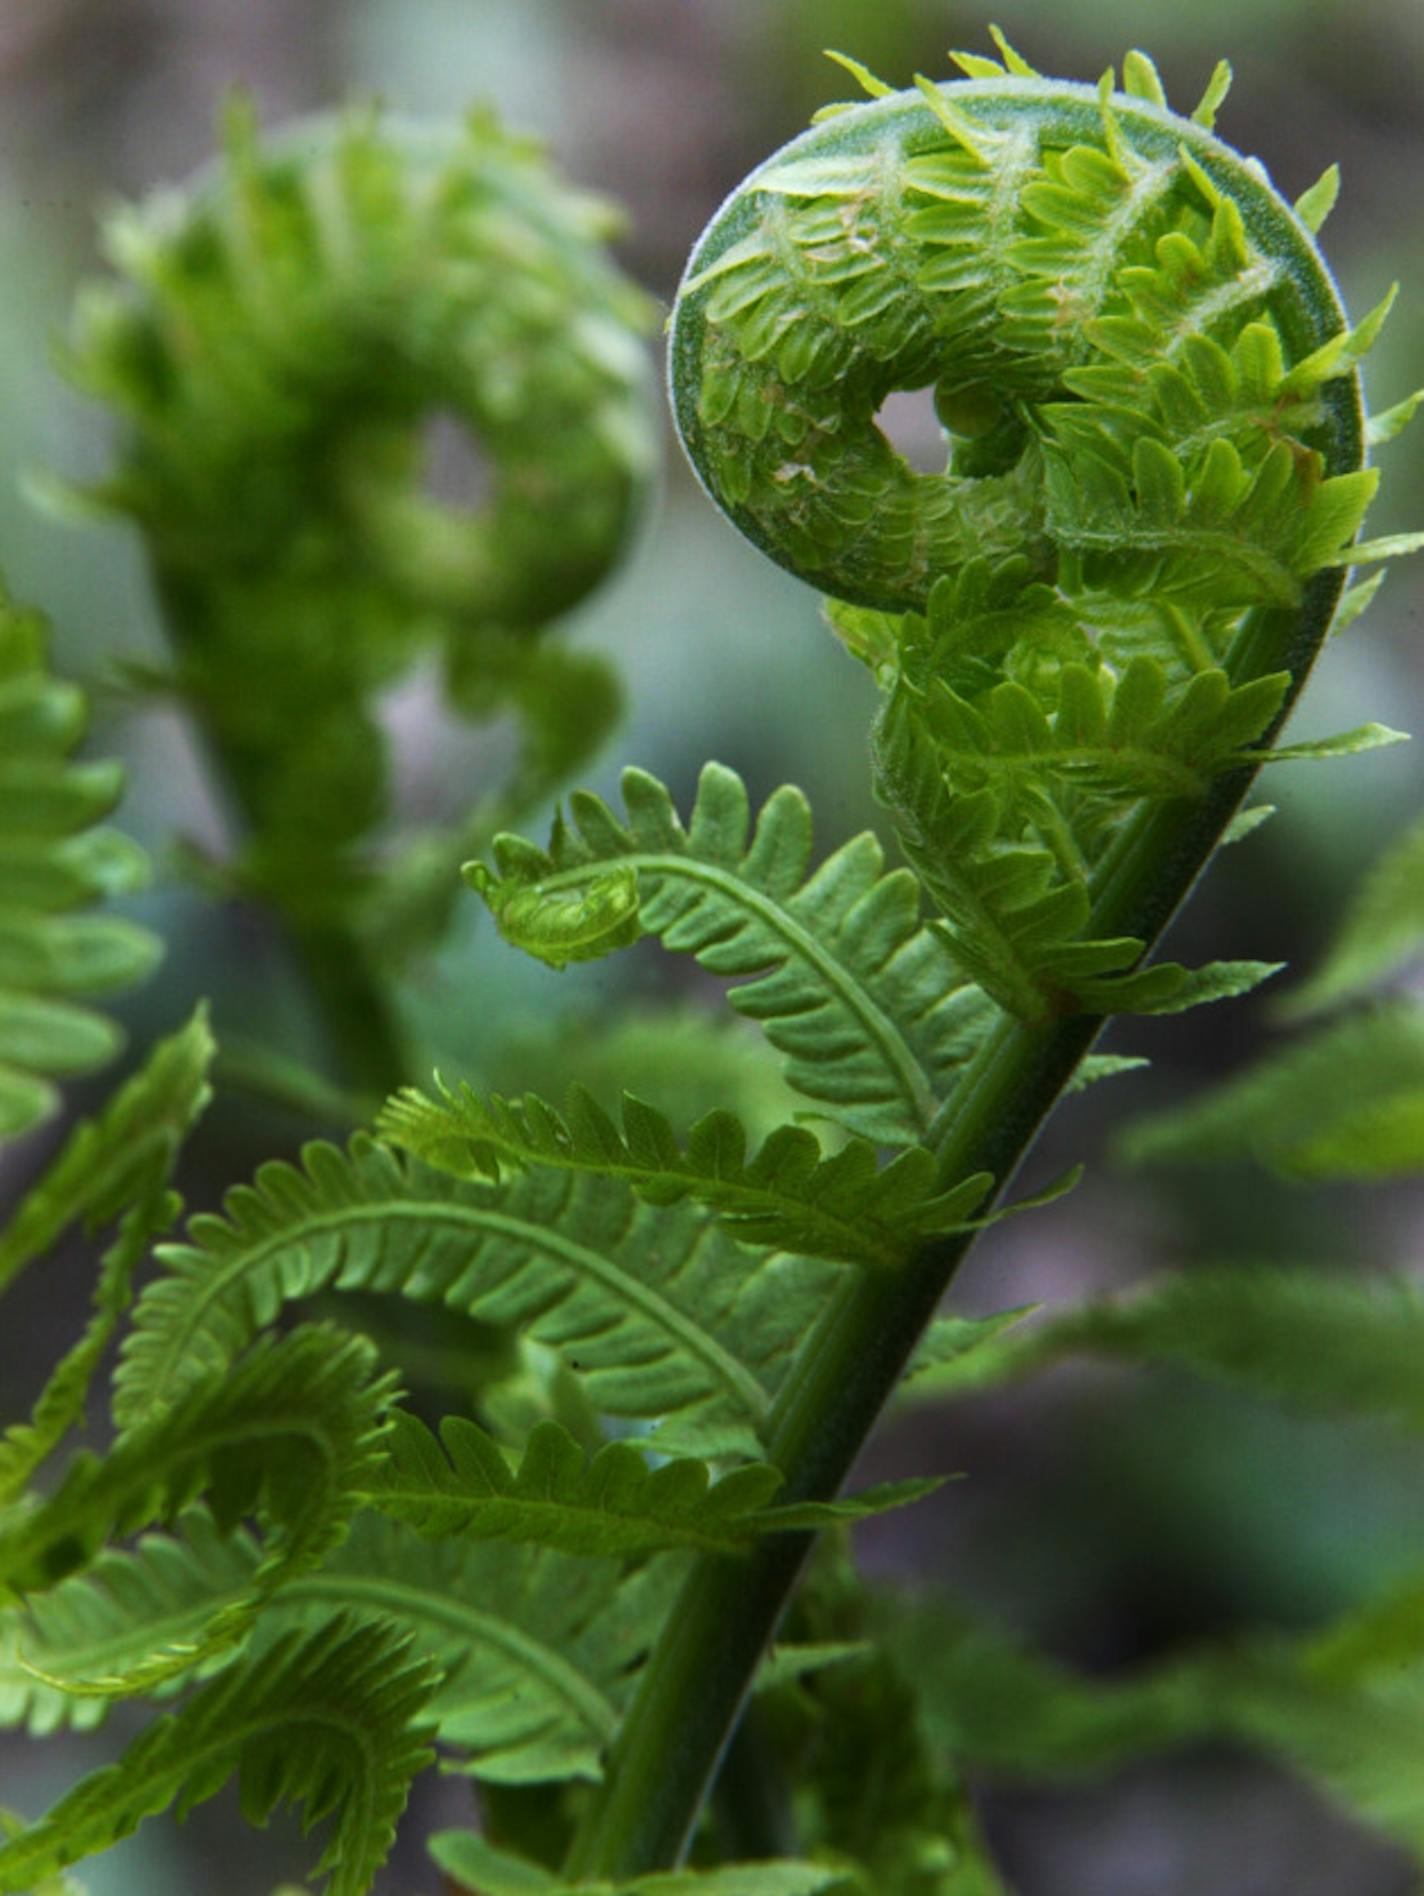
[3,29,1424,1896]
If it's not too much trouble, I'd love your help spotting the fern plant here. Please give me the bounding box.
[3,29,1424,1895]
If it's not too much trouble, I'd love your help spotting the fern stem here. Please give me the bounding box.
[564,571,1348,1879]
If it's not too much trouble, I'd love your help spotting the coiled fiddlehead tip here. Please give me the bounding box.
[669,40,1384,621]
[70,97,659,666]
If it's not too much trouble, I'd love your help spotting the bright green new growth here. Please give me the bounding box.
[5,29,1424,1896]
[668,44,1417,1024]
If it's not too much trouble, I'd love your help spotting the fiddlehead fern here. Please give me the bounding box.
[565,38,1423,1878]
[68,102,656,1088]
[666,43,1412,1026]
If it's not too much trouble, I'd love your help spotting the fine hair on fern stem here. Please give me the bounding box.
[67,101,656,1096]
[560,33,1421,1877]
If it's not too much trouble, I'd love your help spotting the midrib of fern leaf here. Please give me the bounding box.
[470,761,994,1146]
[0,596,160,1142]
[115,1135,841,1460]
[376,1080,991,1267]
[0,1614,437,1896]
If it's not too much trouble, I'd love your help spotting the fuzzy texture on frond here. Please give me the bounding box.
[114,1134,841,1459]
[0,597,159,1141]
[906,1264,1424,1430]
[667,55,1417,1026]
[1120,1001,1424,1179]
[0,1327,394,1608]
[365,1412,941,1558]
[0,1614,437,1896]
[376,1079,992,1266]
[469,762,995,1144]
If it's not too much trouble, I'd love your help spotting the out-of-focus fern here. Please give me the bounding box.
[0,596,159,1141]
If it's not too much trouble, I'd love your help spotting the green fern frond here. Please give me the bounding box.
[432,1830,857,1895]
[2,1511,674,1785]
[1121,1001,1424,1179]
[0,1006,214,1302]
[905,1265,1424,1431]
[0,1615,437,1896]
[0,598,160,1142]
[872,686,1279,1021]
[365,1412,942,1558]
[115,1134,841,1459]
[0,1327,394,1608]
[1283,813,1424,1017]
[469,762,994,1145]
[0,1011,214,1499]
[376,1079,992,1266]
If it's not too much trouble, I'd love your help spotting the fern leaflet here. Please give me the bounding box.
[0,595,160,1141]
[115,1135,842,1459]
[365,1412,942,1558]
[0,1615,437,1896]
[470,762,994,1145]
[376,1080,992,1267]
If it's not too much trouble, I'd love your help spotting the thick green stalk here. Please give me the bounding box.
[564,574,1346,1878]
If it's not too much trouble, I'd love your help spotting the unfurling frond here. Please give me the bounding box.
[469,761,993,1144]
[0,1328,393,1604]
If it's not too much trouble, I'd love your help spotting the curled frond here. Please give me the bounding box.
[469,761,994,1144]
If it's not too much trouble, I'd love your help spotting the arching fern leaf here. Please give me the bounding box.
[376,1080,991,1266]
[0,1614,437,1896]
[0,596,160,1142]
[0,1327,394,1605]
[469,762,994,1145]
[114,1135,842,1460]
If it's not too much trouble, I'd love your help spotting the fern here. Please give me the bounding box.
[0,1615,437,1896]
[905,1264,1424,1430]
[376,1080,993,1266]
[1284,809,1424,1016]
[470,762,994,1145]
[0,1327,392,1615]
[0,1010,214,1496]
[1121,1000,1424,1178]
[0,595,159,1141]
[432,1833,856,1895]
[365,1412,941,1558]
[115,1134,842,1458]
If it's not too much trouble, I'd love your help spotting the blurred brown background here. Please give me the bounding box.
[2,2,1423,1891]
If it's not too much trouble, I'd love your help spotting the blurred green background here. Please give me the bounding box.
[1,2,1423,1891]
